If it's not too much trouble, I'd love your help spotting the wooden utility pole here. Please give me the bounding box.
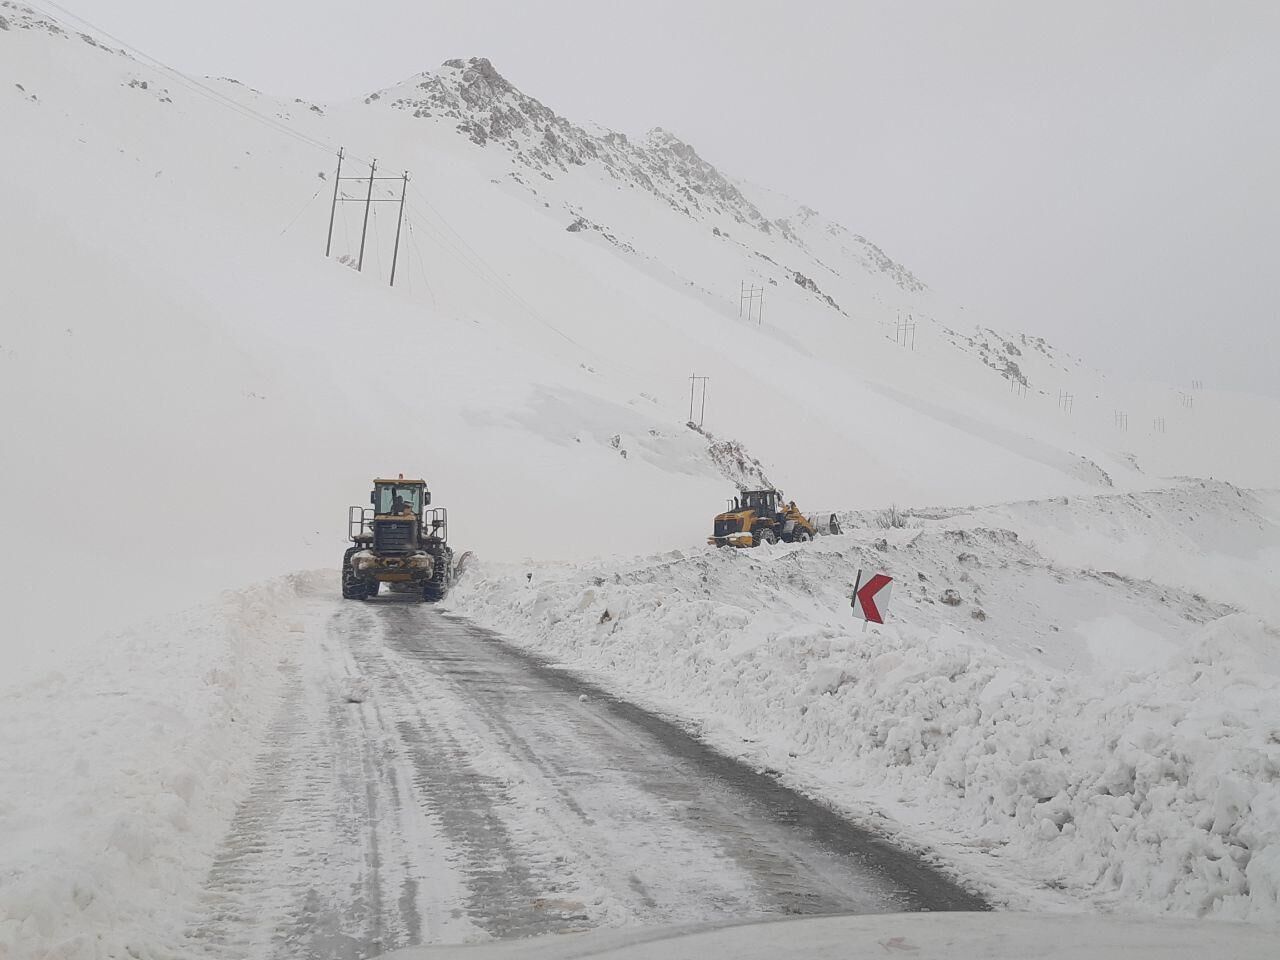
[739,283,763,324]
[323,150,415,284]
[688,375,710,427]
[389,172,408,287]
[325,147,344,257]
[357,158,377,272]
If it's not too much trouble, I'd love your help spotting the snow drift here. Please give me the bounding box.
[447,483,1280,919]
[0,572,325,957]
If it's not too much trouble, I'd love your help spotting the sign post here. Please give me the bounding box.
[851,569,894,626]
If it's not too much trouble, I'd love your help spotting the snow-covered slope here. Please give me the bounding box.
[1,10,1277,705]
[4,5,1280,949]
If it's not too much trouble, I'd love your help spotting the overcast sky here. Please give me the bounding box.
[81,1,1279,395]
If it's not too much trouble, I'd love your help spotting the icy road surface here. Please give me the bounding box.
[186,597,984,958]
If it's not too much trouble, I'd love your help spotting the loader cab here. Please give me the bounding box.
[371,478,431,517]
[740,489,780,517]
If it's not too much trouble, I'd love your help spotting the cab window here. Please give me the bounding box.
[376,484,423,514]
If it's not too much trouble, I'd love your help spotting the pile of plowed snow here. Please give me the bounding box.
[0,572,326,958]
[448,482,1280,918]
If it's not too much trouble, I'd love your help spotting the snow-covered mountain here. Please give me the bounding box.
[370,56,925,296]
[3,3,1277,673]
[5,6,1280,954]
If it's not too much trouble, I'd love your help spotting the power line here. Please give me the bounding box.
[29,1,364,163]
[407,184,538,300]
[39,0,645,383]
[406,220,436,306]
[406,188,532,303]
[403,191,584,349]
[279,184,324,236]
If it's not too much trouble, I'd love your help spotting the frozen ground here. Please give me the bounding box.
[447,481,1280,921]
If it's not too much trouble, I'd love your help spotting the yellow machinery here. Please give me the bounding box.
[708,489,819,547]
[343,475,455,601]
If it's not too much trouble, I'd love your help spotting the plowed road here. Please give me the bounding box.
[187,598,985,958]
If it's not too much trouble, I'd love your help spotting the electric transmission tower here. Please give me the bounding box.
[324,147,411,286]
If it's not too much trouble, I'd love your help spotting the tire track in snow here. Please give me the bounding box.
[184,601,477,958]
[186,596,984,958]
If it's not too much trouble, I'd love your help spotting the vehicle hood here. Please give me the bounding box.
[377,911,1278,959]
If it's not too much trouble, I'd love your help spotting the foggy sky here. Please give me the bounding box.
[77,1,1280,396]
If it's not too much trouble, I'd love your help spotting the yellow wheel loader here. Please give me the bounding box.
[343,475,455,601]
[708,489,819,548]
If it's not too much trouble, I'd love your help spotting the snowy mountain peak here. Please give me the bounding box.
[369,59,819,239]
[370,56,586,160]
[362,57,929,296]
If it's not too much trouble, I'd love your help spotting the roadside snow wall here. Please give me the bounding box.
[447,486,1280,919]
[0,572,326,959]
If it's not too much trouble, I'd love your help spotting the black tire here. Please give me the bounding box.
[793,530,812,543]
[422,569,447,602]
[422,552,452,603]
[362,580,379,600]
[341,547,368,600]
[756,527,778,546]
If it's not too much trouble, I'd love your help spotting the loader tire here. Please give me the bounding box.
[793,530,812,543]
[756,527,778,546]
[422,565,449,603]
[341,547,368,600]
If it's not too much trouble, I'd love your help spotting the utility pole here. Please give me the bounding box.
[389,171,409,287]
[1058,390,1074,413]
[1114,410,1129,432]
[739,282,763,324]
[688,374,710,428]
[357,157,376,272]
[324,147,344,257]
[894,314,917,350]
[324,150,415,285]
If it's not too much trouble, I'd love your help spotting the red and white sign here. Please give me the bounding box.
[851,570,894,624]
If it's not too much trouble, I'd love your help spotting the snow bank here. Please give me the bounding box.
[6,9,1280,692]
[0,572,326,959]
[971,482,1280,623]
[448,488,1280,919]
